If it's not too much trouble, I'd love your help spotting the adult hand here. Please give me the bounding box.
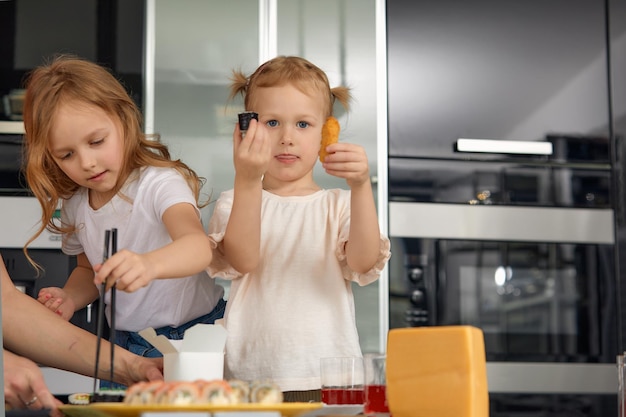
[117,355,164,387]
[4,349,63,417]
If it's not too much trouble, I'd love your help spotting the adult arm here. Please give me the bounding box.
[2,255,163,385]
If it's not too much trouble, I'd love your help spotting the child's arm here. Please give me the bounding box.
[322,142,382,273]
[38,252,99,319]
[221,118,271,274]
[93,202,212,292]
[346,177,382,273]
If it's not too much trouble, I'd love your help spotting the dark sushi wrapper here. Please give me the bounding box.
[69,391,125,405]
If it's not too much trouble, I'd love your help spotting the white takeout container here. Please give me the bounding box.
[139,323,227,382]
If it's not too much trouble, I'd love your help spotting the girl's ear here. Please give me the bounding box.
[319,116,340,163]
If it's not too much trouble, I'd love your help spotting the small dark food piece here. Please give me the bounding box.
[69,391,125,405]
[238,111,258,138]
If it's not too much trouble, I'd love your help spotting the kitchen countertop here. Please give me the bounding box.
[41,367,93,395]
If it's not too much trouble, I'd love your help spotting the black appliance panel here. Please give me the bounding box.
[2,248,100,335]
[489,393,615,417]
[386,0,609,159]
[390,157,612,208]
[0,0,145,119]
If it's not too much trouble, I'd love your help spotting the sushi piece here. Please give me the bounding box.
[250,380,283,404]
[124,380,166,405]
[68,392,91,405]
[153,381,177,404]
[166,381,202,405]
[123,382,148,405]
[228,379,251,403]
[90,390,125,403]
[200,379,235,404]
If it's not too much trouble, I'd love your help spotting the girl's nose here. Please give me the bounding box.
[280,128,293,146]
[80,152,96,169]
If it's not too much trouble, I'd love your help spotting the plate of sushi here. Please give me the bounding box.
[59,379,323,417]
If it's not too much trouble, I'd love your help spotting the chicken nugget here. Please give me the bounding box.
[319,116,340,162]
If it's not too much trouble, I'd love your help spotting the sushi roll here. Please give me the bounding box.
[200,379,234,404]
[228,379,251,403]
[250,380,283,404]
[166,381,202,405]
[123,382,148,405]
[153,381,177,404]
[127,380,167,405]
[68,392,91,405]
[91,390,125,403]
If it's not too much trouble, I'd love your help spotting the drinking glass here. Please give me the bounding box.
[364,353,390,416]
[320,357,365,405]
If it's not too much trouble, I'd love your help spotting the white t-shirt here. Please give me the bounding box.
[62,166,224,332]
[208,188,391,391]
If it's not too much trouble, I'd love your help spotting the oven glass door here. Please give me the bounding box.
[390,237,617,363]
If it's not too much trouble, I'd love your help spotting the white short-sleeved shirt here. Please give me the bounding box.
[208,188,391,391]
[63,166,224,332]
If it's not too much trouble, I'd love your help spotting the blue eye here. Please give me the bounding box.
[267,120,278,127]
[297,121,309,129]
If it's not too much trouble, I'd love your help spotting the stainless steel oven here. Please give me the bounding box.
[387,137,619,416]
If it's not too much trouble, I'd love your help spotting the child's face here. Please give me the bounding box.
[48,100,125,199]
[254,83,326,185]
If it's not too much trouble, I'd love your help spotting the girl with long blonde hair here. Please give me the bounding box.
[22,55,225,387]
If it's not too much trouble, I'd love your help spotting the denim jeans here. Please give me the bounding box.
[99,298,226,390]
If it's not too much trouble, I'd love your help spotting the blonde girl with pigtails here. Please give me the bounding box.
[207,56,391,402]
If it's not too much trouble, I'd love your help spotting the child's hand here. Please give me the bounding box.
[36,287,75,320]
[93,249,157,293]
[321,142,371,188]
[233,118,272,182]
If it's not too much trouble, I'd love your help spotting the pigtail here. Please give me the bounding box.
[229,56,352,117]
[228,70,249,102]
[330,86,352,113]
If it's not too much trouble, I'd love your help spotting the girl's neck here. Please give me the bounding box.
[89,188,117,210]
[262,178,321,197]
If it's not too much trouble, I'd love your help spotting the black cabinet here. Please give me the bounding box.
[2,248,102,335]
[387,0,610,159]
[0,0,145,120]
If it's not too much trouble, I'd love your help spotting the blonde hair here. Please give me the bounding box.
[22,55,205,265]
[229,56,351,117]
